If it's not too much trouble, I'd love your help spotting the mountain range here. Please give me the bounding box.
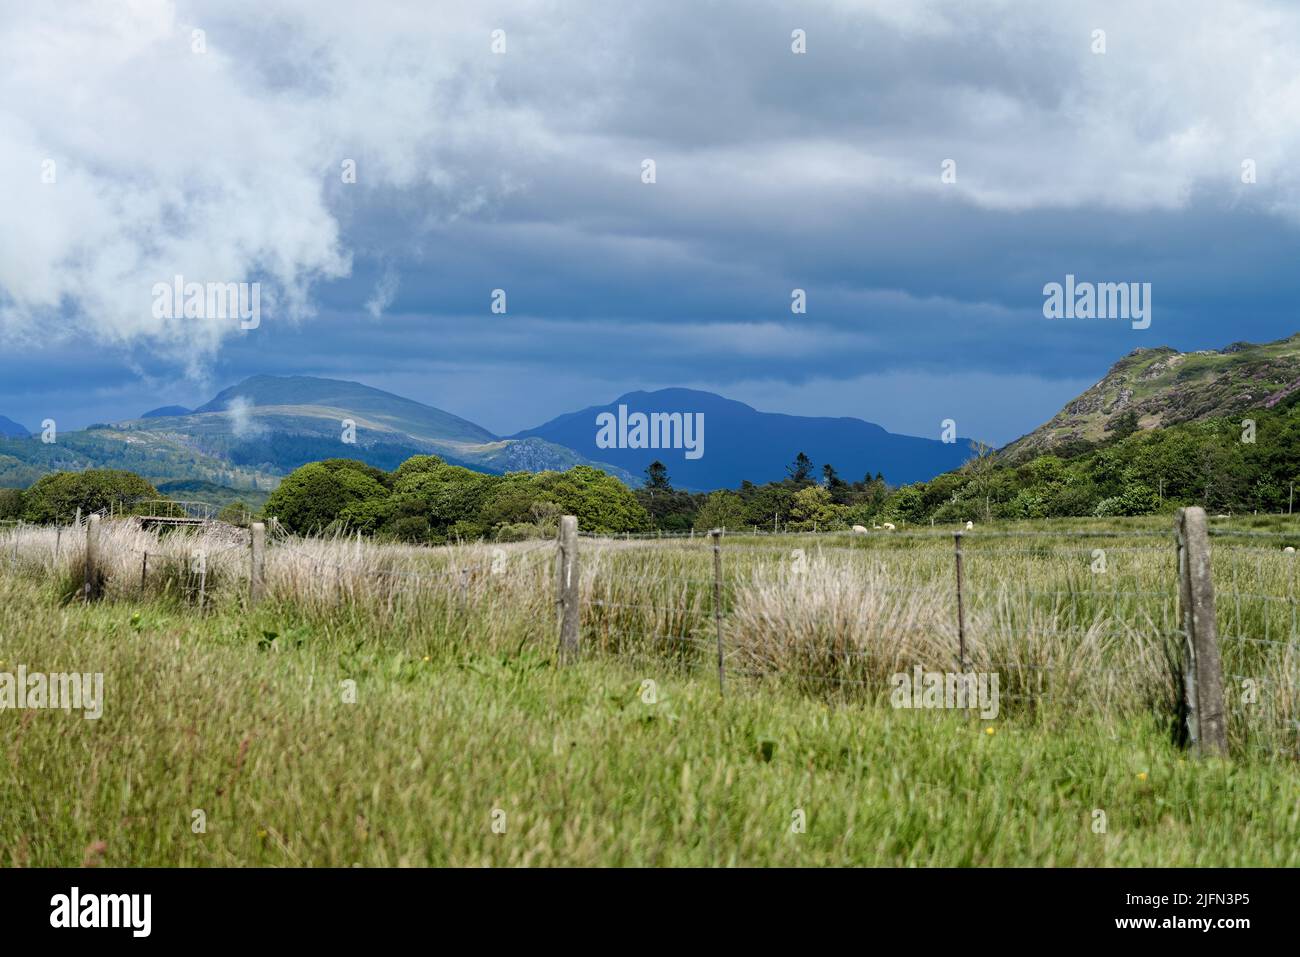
[0,375,638,490]
[0,376,975,495]
[514,388,975,488]
[7,333,1291,499]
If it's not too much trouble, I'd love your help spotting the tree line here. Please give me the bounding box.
[3,399,1299,538]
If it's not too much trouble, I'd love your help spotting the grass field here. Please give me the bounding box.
[2,516,1299,866]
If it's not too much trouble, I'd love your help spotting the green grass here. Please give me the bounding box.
[2,563,1299,867]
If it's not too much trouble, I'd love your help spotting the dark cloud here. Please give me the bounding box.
[3,0,1298,446]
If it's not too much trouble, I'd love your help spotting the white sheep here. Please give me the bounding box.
[851,525,868,535]
[965,520,974,530]
[1286,546,1296,554]
[882,522,896,531]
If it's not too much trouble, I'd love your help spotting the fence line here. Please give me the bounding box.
[561,507,1299,760]
[5,506,1300,759]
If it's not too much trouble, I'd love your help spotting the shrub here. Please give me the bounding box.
[495,522,543,542]
[22,469,158,524]
[217,501,254,526]
[384,515,431,543]
[526,466,649,533]
[0,488,23,520]
[693,490,747,531]
[263,461,389,534]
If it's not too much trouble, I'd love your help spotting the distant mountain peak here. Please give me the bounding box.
[190,374,497,443]
[514,390,972,489]
[66,374,639,486]
[0,415,29,438]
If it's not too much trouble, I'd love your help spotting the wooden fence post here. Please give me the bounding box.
[953,531,967,669]
[1176,506,1229,757]
[198,556,207,613]
[557,515,580,664]
[711,529,725,695]
[250,522,266,606]
[83,513,101,601]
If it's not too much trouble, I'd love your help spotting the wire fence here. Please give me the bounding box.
[0,511,556,615]
[2,508,1298,759]
[572,517,1300,760]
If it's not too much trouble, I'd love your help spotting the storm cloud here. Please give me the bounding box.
[3,0,1299,444]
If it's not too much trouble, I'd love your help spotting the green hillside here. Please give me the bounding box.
[0,428,270,490]
[155,479,270,513]
[195,375,495,445]
[877,335,1300,523]
[0,375,637,492]
[1004,333,1300,460]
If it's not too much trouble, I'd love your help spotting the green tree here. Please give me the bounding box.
[217,501,253,526]
[1110,409,1140,441]
[529,466,649,533]
[644,460,672,491]
[787,452,814,484]
[885,485,926,524]
[694,490,747,531]
[479,473,547,529]
[790,485,840,527]
[636,461,698,532]
[22,469,158,524]
[263,461,389,534]
[381,460,499,541]
[0,488,23,520]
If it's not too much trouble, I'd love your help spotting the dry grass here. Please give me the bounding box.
[2,518,1298,754]
[2,518,1300,866]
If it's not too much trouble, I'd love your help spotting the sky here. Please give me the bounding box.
[3,0,1300,445]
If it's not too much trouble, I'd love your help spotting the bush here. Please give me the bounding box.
[693,490,747,531]
[790,486,840,527]
[0,488,23,520]
[446,520,487,543]
[1092,496,1125,518]
[379,460,499,541]
[1093,483,1159,517]
[263,461,389,534]
[22,469,158,524]
[217,501,254,526]
[495,522,543,542]
[1007,489,1050,520]
[528,466,650,533]
[255,456,648,541]
[384,515,431,543]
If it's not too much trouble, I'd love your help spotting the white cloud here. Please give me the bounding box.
[224,395,264,439]
[3,0,1300,373]
[0,0,515,362]
[364,265,400,319]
